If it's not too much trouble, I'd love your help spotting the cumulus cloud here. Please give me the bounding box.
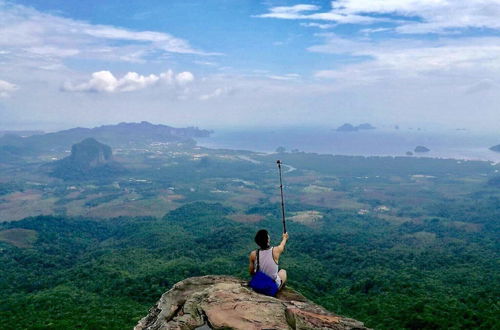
[0,79,18,97]
[175,72,195,85]
[63,70,194,93]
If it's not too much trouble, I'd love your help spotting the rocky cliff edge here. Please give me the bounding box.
[135,275,368,330]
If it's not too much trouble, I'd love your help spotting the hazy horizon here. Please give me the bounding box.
[2,120,500,136]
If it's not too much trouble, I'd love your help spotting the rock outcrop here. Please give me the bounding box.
[51,138,125,180]
[68,138,113,168]
[135,275,368,330]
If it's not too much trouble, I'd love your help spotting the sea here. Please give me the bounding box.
[196,127,500,163]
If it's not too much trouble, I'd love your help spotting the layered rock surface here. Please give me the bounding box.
[135,275,368,330]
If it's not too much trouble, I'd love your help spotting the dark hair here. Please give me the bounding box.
[254,229,269,249]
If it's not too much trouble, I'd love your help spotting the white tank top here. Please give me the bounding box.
[254,247,279,283]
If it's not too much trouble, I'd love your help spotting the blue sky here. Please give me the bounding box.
[1,0,500,132]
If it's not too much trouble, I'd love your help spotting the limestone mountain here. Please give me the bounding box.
[336,123,376,132]
[414,146,430,153]
[69,138,113,167]
[135,275,368,330]
[51,138,125,180]
[336,123,358,132]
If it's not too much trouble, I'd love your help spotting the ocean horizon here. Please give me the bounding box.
[196,127,500,163]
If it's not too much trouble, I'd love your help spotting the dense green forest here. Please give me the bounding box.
[1,201,498,329]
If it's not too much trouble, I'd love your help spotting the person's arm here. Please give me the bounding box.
[248,251,256,276]
[273,233,289,263]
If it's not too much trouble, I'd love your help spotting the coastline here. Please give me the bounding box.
[196,128,500,164]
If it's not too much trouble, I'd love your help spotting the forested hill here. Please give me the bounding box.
[0,121,211,156]
[1,202,498,329]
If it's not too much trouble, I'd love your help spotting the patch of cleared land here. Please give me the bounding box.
[297,191,365,209]
[85,198,180,218]
[0,228,38,248]
[226,187,266,208]
[0,191,56,222]
[289,210,323,225]
[303,185,332,193]
[448,221,482,232]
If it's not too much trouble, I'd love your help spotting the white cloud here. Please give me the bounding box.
[63,70,194,93]
[332,0,500,33]
[258,4,320,19]
[25,46,80,57]
[260,1,500,34]
[311,34,500,90]
[0,0,214,70]
[175,72,195,85]
[300,22,336,29]
[82,27,208,54]
[194,61,218,67]
[267,74,301,81]
[257,3,384,24]
[359,27,391,34]
[307,33,369,54]
[199,87,232,100]
[0,79,17,97]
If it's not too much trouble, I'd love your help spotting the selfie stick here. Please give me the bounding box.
[276,160,287,233]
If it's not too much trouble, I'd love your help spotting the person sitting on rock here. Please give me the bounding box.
[248,229,288,295]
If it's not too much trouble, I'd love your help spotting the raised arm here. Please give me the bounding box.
[248,250,256,276]
[273,233,289,263]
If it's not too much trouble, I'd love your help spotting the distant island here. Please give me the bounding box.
[336,123,376,132]
[414,146,430,153]
[489,144,500,153]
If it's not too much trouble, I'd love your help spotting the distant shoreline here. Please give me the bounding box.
[196,128,500,164]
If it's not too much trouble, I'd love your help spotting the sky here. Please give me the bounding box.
[0,0,500,132]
